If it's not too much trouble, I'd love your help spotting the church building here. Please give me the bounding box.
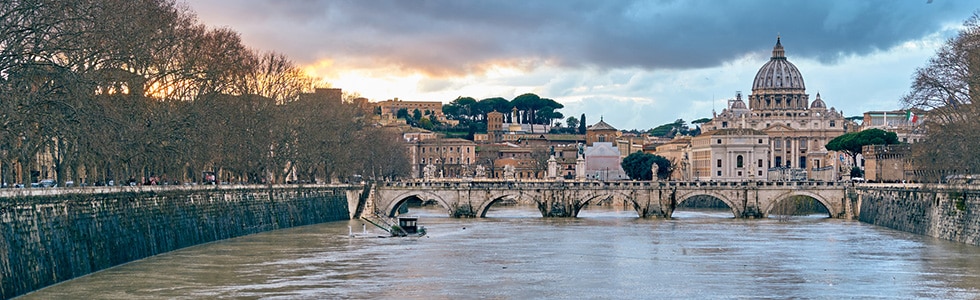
[699,37,849,181]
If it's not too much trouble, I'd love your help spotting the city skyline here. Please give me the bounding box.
[188,1,977,130]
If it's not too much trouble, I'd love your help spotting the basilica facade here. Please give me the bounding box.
[696,37,849,181]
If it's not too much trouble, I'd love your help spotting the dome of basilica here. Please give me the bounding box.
[752,37,805,92]
[810,93,826,109]
[730,99,747,110]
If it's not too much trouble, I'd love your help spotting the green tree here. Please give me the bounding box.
[825,128,899,166]
[648,119,690,137]
[396,108,409,119]
[565,116,579,133]
[419,117,434,130]
[478,97,511,121]
[579,114,587,134]
[621,151,671,180]
[443,96,477,120]
[691,118,712,125]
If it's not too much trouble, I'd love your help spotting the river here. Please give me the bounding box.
[19,205,980,299]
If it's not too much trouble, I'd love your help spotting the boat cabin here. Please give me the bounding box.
[398,217,419,234]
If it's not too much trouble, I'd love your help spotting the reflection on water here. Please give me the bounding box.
[22,205,980,299]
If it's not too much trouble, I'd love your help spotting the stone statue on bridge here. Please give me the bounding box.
[651,163,659,182]
[423,163,436,180]
[547,155,558,179]
[475,165,487,179]
[503,165,516,180]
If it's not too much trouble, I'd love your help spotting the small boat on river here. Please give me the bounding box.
[359,214,427,237]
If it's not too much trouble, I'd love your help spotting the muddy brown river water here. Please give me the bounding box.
[19,206,980,299]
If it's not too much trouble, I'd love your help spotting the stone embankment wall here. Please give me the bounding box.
[856,184,980,246]
[0,184,359,299]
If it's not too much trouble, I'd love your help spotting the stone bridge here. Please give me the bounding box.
[369,180,852,219]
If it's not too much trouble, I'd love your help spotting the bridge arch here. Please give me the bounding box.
[382,191,453,217]
[673,190,741,218]
[476,190,542,218]
[764,191,837,218]
[576,190,643,217]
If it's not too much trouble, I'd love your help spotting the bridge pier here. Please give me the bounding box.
[450,203,477,218]
[628,187,675,219]
[535,190,582,217]
[740,205,765,218]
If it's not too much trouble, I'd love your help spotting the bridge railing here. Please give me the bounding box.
[379,180,847,189]
[0,183,362,198]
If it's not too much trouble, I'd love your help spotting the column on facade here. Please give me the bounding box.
[780,137,794,167]
[798,137,805,169]
[725,150,731,180]
[769,139,776,168]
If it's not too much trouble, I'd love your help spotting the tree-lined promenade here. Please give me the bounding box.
[0,0,409,186]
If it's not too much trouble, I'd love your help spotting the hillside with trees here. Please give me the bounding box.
[441,93,568,136]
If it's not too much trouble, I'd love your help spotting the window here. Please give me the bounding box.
[775,156,782,167]
[717,139,722,144]
[758,170,763,176]
[736,155,744,168]
[758,159,763,168]
[799,139,807,149]
[717,159,722,168]
[758,139,763,144]
[774,140,782,149]
[737,171,742,176]
[722,121,728,128]
[717,171,722,176]
[830,120,836,127]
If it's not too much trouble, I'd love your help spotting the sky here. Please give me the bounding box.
[186,0,977,130]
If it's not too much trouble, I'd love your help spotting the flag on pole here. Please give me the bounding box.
[905,110,918,123]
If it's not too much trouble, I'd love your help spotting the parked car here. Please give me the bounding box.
[39,179,57,187]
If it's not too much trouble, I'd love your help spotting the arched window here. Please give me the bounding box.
[736,155,744,168]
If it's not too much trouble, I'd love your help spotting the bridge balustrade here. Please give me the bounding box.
[382,180,845,189]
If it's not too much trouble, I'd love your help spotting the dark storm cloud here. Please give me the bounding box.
[194,0,976,74]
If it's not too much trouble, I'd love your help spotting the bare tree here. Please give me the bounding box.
[903,11,980,181]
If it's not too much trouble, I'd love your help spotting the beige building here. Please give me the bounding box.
[376,98,455,125]
[863,144,914,182]
[652,136,692,180]
[586,118,621,146]
[406,136,476,179]
[702,37,848,179]
[861,110,925,144]
[689,128,770,181]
